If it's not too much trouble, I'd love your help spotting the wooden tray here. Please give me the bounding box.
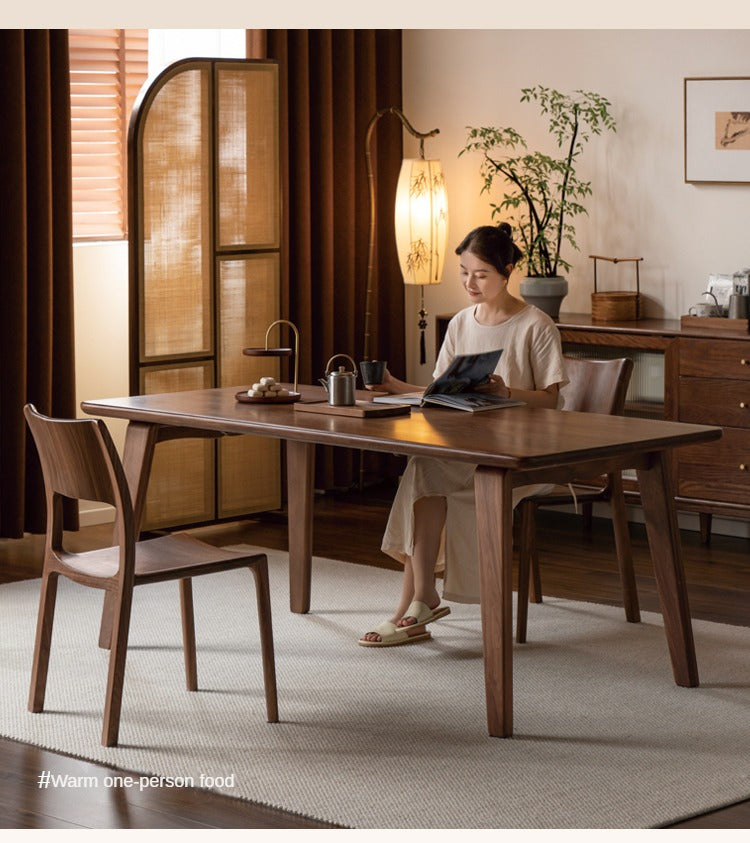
[294,400,410,418]
[680,315,750,334]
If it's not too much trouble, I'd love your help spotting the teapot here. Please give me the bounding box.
[688,291,720,318]
[319,354,358,406]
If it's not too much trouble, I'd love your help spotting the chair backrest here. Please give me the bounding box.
[560,356,634,416]
[24,405,133,548]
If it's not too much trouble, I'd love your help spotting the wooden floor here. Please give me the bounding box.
[1,483,748,829]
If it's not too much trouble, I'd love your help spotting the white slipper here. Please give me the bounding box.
[398,600,451,630]
[358,620,432,648]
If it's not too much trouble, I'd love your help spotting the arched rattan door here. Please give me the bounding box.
[128,58,281,529]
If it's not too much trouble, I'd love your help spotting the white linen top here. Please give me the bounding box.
[435,303,568,403]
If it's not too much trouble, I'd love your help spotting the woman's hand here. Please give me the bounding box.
[475,373,511,399]
[364,368,394,392]
[365,368,423,396]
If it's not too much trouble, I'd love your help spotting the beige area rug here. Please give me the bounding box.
[1,546,749,829]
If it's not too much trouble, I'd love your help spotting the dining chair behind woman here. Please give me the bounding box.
[24,403,278,747]
[515,356,638,642]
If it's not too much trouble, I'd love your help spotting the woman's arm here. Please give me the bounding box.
[364,369,424,395]
[368,313,459,395]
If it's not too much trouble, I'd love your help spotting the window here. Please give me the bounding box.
[69,29,149,240]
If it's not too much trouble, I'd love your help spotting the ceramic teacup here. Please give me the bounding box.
[359,360,387,386]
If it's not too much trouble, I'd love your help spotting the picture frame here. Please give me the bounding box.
[684,77,750,184]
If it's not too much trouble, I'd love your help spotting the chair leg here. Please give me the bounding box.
[608,473,640,624]
[28,571,59,713]
[581,501,594,531]
[515,501,535,644]
[250,557,278,723]
[98,591,115,649]
[179,578,198,691]
[101,585,134,747]
[520,499,543,605]
[529,543,543,605]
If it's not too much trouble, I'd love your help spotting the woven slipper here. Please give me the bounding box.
[397,600,451,630]
[358,620,432,648]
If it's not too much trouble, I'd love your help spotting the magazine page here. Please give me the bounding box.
[372,391,423,406]
[423,349,503,397]
[372,349,503,408]
[422,392,524,412]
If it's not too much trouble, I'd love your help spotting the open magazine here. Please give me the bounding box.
[373,349,525,412]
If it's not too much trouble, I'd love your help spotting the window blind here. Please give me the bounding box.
[69,29,148,240]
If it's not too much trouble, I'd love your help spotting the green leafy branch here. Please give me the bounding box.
[460,87,616,278]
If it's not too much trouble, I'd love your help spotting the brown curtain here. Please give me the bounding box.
[0,30,76,538]
[254,29,407,490]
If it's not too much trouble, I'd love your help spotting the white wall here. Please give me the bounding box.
[73,242,129,524]
[401,29,750,381]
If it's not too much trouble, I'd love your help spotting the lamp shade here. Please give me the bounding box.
[394,158,448,286]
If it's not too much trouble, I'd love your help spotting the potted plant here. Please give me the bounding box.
[460,86,616,318]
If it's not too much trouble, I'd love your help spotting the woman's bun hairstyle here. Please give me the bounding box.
[455,222,523,276]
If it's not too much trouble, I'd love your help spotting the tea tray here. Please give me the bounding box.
[680,315,750,334]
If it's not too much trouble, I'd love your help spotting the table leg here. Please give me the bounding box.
[120,422,161,536]
[286,440,315,614]
[99,421,160,649]
[636,450,699,687]
[474,466,514,737]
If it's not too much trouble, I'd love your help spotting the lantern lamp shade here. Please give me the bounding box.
[394,158,448,286]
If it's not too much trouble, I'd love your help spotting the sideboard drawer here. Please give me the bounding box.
[679,377,750,428]
[676,427,750,504]
[679,338,750,379]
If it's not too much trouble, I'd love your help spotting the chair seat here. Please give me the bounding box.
[526,481,610,507]
[58,533,264,584]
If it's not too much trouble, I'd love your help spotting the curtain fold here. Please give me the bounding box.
[262,29,406,490]
[0,30,76,538]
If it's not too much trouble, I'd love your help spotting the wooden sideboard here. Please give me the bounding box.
[436,312,750,541]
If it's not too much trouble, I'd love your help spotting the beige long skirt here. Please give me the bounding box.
[381,456,552,603]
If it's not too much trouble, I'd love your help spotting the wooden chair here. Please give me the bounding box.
[515,356,639,643]
[24,404,278,747]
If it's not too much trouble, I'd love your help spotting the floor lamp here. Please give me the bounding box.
[359,107,448,492]
[363,107,448,367]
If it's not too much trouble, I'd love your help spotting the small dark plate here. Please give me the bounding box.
[242,347,294,356]
[235,390,301,404]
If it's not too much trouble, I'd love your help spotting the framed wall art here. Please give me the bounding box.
[684,76,750,184]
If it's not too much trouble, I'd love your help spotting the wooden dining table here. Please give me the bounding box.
[82,384,722,738]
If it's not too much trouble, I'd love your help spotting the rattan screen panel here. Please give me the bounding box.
[140,363,215,530]
[219,255,281,387]
[218,255,281,517]
[140,67,213,361]
[218,435,281,518]
[216,64,279,249]
[130,58,281,529]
